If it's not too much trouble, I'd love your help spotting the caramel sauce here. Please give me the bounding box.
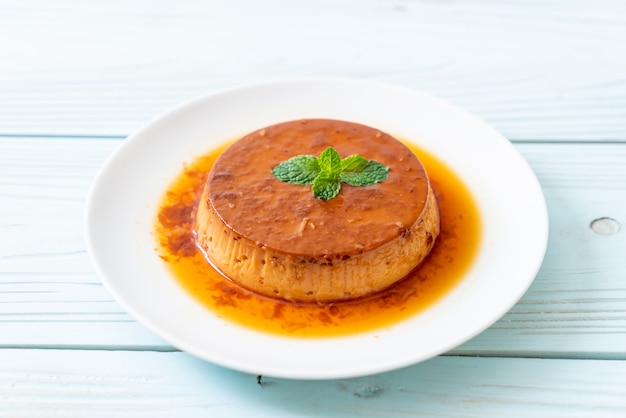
[154,140,481,337]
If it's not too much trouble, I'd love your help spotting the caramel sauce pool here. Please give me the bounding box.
[154,141,481,337]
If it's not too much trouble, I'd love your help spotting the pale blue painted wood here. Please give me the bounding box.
[0,0,625,140]
[2,349,626,417]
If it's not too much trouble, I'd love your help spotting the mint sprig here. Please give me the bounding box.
[272,147,389,200]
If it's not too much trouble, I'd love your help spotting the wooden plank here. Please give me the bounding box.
[0,138,167,348]
[1,137,625,358]
[1,0,626,140]
[1,349,625,417]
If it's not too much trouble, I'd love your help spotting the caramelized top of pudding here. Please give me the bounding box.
[207,119,430,256]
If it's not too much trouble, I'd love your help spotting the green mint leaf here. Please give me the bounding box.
[318,147,342,177]
[272,146,389,200]
[271,155,320,185]
[341,154,367,172]
[312,172,341,200]
[340,160,389,186]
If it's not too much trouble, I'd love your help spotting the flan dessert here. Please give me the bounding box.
[194,119,440,303]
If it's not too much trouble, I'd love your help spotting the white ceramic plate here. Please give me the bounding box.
[85,78,548,380]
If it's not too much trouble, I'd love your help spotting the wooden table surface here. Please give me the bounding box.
[1,1,626,416]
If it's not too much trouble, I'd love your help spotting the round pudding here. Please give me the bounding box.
[194,119,440,303]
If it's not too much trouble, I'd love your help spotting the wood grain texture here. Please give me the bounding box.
[1,0,626,140]
[1,349,625,417]
[1,137,625,357]
[0,138,167,348]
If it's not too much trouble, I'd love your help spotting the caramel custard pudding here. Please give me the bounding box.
[155,121,481,337]
[195,119,439,303]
